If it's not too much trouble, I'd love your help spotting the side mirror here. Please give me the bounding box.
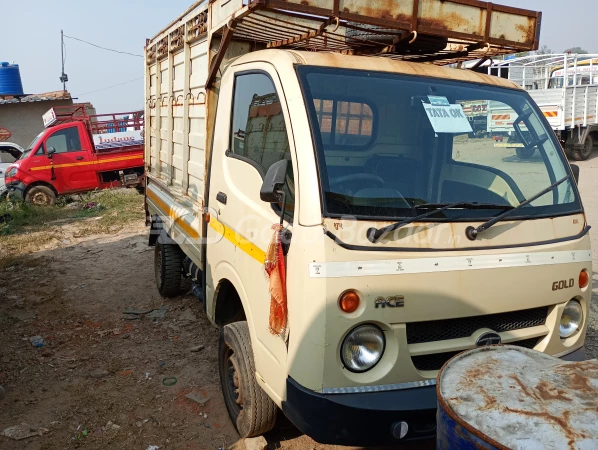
[260,159,288,203]
[570,163,580,184]
[47,147,56,158]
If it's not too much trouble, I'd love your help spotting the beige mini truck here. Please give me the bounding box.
[144,0,591,445]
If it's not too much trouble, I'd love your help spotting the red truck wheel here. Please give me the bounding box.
[25,186,56,206]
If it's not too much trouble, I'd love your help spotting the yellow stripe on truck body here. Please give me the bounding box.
[30,154,142,172]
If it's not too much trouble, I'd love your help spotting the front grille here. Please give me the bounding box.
[406,307,548,344]
[411,337,543,372]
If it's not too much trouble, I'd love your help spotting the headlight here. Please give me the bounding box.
[341,324,385,372]
[560,300,583,338]
[5,166,17,178]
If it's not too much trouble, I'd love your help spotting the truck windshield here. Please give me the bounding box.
[18,130,45,160]
[297,66,581,221]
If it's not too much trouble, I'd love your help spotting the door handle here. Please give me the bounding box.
[76,156,84,161]
[216,192,227,204]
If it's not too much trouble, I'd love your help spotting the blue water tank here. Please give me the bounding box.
[0,62,25,96]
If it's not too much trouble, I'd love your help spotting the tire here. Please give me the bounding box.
[135,185,145,195]
[571,134,593,161]
[154,239,191,297]
[516,147,535,160]
[25,185,56,206]
[219,321,277,438]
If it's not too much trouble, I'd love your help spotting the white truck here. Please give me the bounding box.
[144,0,591,445]
[0,142,23,196]
[488,54,598,160]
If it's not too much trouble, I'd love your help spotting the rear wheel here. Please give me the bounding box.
[154,240,191,297]
[219,321,277,438]
[25,186,56,206]
[570,134,593,161]
[516,147,535,160]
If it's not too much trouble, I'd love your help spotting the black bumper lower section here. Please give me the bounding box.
[282,378,437,446]
[6,181,25,201]
[560,346,585,361]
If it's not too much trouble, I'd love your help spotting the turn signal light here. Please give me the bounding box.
[339,291,360,313]
[205,212,211,224]
[579,270,589,289]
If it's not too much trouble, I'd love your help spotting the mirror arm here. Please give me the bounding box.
[277,190,286,226]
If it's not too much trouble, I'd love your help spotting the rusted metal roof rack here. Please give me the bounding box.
[147,0,542,87]
[220,0,539,60]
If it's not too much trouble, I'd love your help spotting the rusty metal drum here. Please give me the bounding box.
[436,346,598,450]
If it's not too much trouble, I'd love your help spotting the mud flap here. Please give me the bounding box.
[183,257,204,303]
[148,215,163,247]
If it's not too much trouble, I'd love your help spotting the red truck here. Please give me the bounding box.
[4,105,145,205]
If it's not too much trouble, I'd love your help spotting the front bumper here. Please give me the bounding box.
[282,377,437,446]
[5,181,25,201]
[282,347,586,446]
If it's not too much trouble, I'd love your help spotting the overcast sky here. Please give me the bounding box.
[1,0,595,114]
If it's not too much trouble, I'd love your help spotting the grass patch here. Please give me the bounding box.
[0,189,144,236]
[0,189,145,260]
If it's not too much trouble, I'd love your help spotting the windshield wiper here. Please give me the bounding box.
[465,175,570,241]
[415,202,513,210]
[367,202,513,243]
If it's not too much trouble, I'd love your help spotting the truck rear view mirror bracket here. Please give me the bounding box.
[570,163,580,184]
[260,159,288,203]
[261,159,289,226]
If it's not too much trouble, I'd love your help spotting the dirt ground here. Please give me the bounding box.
[1,150,597,449]
[1,216,423,450]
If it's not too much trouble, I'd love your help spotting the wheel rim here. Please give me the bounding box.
[224,345,243,416]
[155,247,163,289]
[31,191,50,206]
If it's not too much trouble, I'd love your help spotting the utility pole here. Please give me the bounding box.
[59,30,69,91]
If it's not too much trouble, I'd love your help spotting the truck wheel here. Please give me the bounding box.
[571,135,593,161]
[154,240,191,297]
[25,186,56,206]
[219,321,277,438]
[516,148,535,160]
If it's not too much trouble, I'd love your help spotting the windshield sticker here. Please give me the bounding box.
[423,103,473,134]
[428,95,450,106]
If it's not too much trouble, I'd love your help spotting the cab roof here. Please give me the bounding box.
[232,50,522,91]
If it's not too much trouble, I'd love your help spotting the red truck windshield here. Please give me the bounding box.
[18,131,45,160]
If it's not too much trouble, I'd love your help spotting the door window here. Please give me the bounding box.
[230,73,295,221]
[46,127,82,154]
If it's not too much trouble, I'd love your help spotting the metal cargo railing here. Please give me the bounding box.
[147,0,542,88]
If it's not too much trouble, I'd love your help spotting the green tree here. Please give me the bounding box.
[564,47,588,54]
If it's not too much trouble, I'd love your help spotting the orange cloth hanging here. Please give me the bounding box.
[265,225,287,337]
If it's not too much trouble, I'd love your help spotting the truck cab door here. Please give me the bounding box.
[206,67,297,391]
[44,125,97,192]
